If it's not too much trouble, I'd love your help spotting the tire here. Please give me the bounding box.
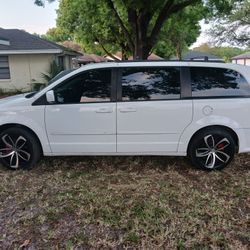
[0,127,42,170]
[188,128,236,171]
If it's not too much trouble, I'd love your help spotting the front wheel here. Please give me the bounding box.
[188,128,236,171]
[0,127,42,170]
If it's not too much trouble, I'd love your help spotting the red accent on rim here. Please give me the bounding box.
[217,143,225,150]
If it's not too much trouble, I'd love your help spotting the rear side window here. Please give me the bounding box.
[53,69,111,104]
[191,67,250,97]
[121,67,181,101]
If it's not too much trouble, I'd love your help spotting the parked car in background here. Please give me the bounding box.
[0,61,250,171]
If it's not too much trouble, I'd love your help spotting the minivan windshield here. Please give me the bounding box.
[25,69,76,98]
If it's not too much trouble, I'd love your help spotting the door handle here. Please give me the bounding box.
[119,107,137,113]
[95,107,113,113]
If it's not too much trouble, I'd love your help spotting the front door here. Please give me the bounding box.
[117,66,192,153]
[45,68,116,154]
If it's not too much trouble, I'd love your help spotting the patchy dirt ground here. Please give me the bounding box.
[0,155,249,249]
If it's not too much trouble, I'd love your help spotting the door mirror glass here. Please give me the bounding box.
[46,90,55,103]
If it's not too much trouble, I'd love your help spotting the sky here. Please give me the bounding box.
[0,0,59,34]
[0,0,208,47]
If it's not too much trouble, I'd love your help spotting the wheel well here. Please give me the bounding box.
[187,125,239,154]
[0,123,43,155]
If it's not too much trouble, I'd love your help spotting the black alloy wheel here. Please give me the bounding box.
[188,128,236,170]
[0,127,41,170]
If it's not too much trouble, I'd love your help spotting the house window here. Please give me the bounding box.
[0,56,10,79]
[58,56,64,70]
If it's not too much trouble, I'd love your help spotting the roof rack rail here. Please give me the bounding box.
[105,59,225,63]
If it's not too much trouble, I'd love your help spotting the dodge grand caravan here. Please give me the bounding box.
[0,61,250,170]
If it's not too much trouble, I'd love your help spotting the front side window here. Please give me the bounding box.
[53,69,111,104]
[0,56,10,80]
[191,67,250,97]
[122,67,181,101]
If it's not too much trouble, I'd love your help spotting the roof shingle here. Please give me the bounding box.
[0,28,64,51]
[232,52,250,60]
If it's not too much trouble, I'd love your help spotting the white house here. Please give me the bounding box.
[232,52,250,66]
[0,28,81,92]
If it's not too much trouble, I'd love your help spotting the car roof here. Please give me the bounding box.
[75,60,248,70]
[74,61,250,78]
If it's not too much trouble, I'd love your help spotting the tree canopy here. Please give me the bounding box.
[41,27,71,42]
[154,5,203,59]
[35,0,243,59]
[208,0,250,47]
[193,43,246,62]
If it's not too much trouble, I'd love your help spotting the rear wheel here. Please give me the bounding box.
[188,128,236,170]
[0,127,41,170]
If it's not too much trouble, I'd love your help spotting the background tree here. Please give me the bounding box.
[208,0,250,47]
[35,0,239,59]
[60,41,83,53]
[193,43,246,62]
[54,0,203,59]
[56,0,128,59]
[34,0,55,6]
[41,27,71,42]
[154,5,203,59]
[41,60,63,83]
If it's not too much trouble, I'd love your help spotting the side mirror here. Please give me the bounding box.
[46,90,55,103]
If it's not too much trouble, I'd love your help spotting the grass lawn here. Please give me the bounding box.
[0,155,249,249]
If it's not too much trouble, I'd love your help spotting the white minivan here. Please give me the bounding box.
[0,61,250,170]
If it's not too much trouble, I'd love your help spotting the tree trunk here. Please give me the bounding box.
[133,40,151,60]
[132,9,152,60]
[176,42,182,60]
[106,0,199,61]
[121,48,128,60]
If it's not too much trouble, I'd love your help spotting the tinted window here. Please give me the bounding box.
[122,67,180,101]
[53,69,111,104]
[191,67,250,97]
[49,69,75,85]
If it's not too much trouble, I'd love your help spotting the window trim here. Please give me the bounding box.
[111,69,118,102]
[189,66,250,99]
[117,66,182,102]
[187,95,250,100]
[116,68,122,101]
[180,67,191,98]
[33,67,116,106]
[32,65,250,106]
